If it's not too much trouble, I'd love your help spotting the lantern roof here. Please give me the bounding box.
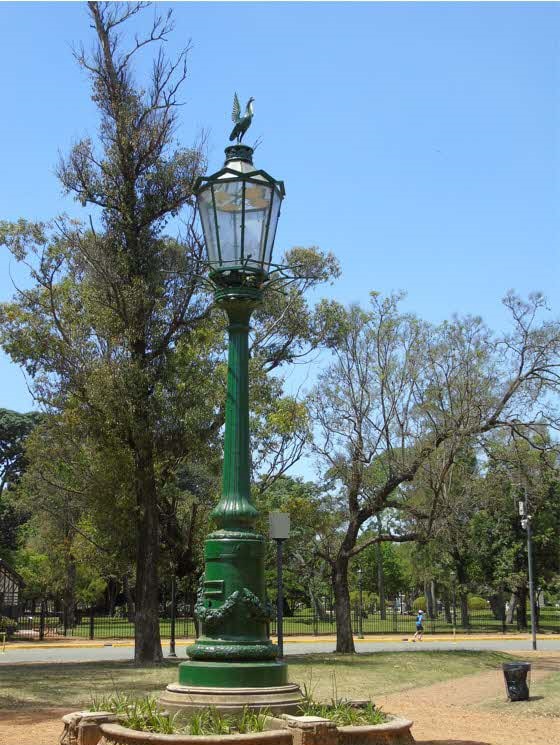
[194,146,285,199]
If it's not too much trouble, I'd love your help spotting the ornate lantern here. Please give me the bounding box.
[195,144,285,293]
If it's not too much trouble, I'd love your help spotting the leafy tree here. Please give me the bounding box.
[1,4,339,661]
[310,292,560,652]
[0,408,40,561]
[474,430,560,628]
[255,476,333,618]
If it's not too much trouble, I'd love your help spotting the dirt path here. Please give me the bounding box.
[378,654,560,745]
[0,707,67,745]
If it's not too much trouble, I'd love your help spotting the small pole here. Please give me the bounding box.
[276,538,284,658]
[269,512,290,659]
[169,574,177,658]
[89,606,95,641]
[526,517,537,651]
[450,572,457,642]
[357,567,364,639]
[520,494,537,651]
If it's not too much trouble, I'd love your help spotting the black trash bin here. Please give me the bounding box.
[502,662,531,701]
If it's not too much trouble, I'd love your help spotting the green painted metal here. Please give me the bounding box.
[179,660,288,689]
[179,287,281,689]
[229,93,255,144]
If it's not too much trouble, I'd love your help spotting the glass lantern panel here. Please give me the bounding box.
[243,182,273,268]
[197,187,220,264]
[213,180,244,266]
[264,189,282,266]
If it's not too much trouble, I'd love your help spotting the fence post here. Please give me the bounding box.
[63,608,68,637]
[89,607,95,640]
[392,602,397,633]
[39,602,45,641]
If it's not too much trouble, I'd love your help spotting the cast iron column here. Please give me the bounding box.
[179,291,285,689]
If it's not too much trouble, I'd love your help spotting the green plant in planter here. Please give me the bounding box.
[300,699,387,726]
[188,707,269,735]
[90,692,134,714]
[90,695,270,736]
[124,698,177,734]
[300,674,386,726]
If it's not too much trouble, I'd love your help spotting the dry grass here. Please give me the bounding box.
[0,651,516,711]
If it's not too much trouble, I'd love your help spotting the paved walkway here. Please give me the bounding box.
[1,634,558,664]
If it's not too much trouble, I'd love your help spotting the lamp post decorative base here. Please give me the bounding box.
[159,681,303,717]
[177,659,289,688]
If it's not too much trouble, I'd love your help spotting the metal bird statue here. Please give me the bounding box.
[229,93,254,143]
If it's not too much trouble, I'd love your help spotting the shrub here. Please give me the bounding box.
[412,597,426,611]
[467,595,488,610]
[0,616,17,633]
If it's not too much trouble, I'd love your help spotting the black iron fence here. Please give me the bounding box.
[3,602,559,640]
[270,604,560,636]
[5,606,196,641]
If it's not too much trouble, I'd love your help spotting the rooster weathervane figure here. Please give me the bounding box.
[229,93,254,143]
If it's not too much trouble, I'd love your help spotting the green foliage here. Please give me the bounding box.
[412,597,426,611]
[90,694,269,735]
[90,692,134,714]
[467,595,489,610]
[300,697,386,726]
[0,616,17,632]
[0,408,41,561]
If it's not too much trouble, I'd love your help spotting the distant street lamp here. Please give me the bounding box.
[168,573,177,658]
[519,495,537,651]
[357,567,364,639]
[450,570,457,643]
[269,511,291,659]
[162,130,302,715]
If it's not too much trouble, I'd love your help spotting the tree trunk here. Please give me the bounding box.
[376,541,386,620]
[505,592,517,624]
[310,586,328,622]
[425,580,436,619]
[516,587,528,630]
[333,559,355,653]
[123,574,135,623]
[489,592,506,622]
[133,426,162,664]
[443,595,452,624]
[430,580,437,620]
[459,591,469,628]
[63,554,76,628]
[106,577,118,616]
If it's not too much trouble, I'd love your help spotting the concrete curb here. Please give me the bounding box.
[4,633,558,651]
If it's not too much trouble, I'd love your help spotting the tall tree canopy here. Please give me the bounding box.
[310,292,560,652]
[0,2,337,661]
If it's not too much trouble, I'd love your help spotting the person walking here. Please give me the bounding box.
[412,609,424,641]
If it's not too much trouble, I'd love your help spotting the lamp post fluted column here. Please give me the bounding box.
[180,290,283,686]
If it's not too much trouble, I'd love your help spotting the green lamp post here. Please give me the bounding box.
[161,139,302,715]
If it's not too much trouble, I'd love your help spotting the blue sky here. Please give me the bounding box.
[0,1,558,415]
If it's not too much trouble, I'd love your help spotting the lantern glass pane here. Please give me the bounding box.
[243,182,274,267]
[265,189,282,266]
[197,187,220,264]
[213,181,244,265]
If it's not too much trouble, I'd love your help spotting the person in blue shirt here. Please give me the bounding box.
[412,610,424,641]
